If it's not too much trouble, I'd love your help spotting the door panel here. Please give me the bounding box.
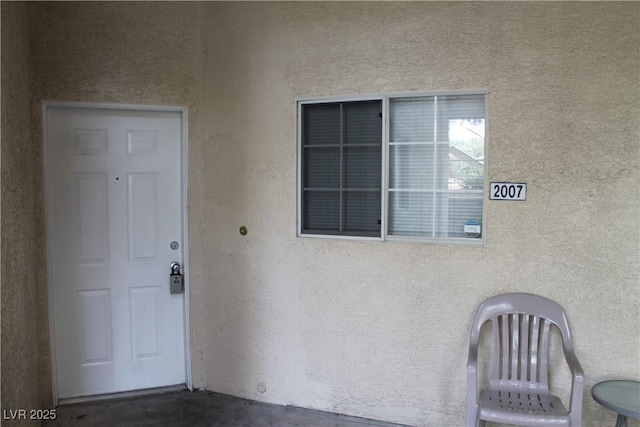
[46,106,186,399]
[76,173,110,263]
[128,173,159,262]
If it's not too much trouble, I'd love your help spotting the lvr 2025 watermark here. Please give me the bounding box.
[3,409,57,420]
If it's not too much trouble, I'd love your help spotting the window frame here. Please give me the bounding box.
[297,89,488,245]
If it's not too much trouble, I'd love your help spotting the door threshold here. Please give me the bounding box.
[58,384,187,406]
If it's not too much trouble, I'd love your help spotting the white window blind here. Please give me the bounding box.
[298,92,485,242]
[388,94,485,239]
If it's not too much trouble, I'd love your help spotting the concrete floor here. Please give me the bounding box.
[44,389,410,427]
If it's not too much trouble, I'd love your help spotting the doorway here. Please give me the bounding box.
[43,103,191,402]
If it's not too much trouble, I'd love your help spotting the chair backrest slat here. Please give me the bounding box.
[510,314,519,381]
[529,315,540,384]
[519,314,530,382]
[539,318,551,388]
[491,317,501,381]
[500,314,510,380]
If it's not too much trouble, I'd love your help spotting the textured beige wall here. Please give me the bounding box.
[1,2,44,423]
[19,2,640,426]
[201,3,639,426]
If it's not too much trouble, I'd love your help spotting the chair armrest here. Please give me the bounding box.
[564,349,584,379]
[563,348,585,414]
[466,344,480,427]
[467,339,480,400]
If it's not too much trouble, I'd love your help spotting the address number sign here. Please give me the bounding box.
[490,182,527,201]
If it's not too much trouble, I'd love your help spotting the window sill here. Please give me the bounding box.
[297,232,484,246]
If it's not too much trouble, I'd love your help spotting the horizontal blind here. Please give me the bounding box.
[388,94,485,239]
[301,101,382,236]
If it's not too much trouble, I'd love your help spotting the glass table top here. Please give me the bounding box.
[592,380,640,419]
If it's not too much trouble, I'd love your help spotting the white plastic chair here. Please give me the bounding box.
[467,293,584,427]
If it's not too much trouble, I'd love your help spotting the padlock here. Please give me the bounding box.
[169,261,184,294]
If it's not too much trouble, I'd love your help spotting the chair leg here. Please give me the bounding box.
[467,405,483,427]
[615,414,628,427]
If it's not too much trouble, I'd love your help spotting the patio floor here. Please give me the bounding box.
[43,389,410,427]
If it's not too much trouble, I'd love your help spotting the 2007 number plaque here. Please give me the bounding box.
[490,182,526,201]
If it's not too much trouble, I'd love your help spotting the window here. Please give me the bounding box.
[298,92,486,243]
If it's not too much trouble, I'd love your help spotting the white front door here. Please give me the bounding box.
[45,104,188,400]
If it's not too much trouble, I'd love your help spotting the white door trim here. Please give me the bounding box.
[42,101,192,405]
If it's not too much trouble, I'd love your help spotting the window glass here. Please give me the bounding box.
[390,97,435,142]
[301,101,382,236]
[388,94,484,239]
[299,93,484,242]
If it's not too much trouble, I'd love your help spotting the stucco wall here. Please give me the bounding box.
[21,2,640,426]
[200,3,639,426]
[1,2,43,423]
